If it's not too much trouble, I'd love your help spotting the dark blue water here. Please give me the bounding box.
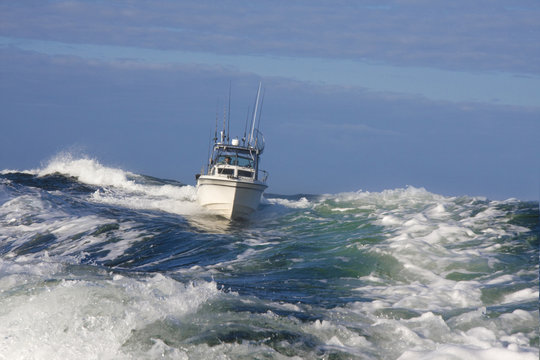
[0,155,538,359]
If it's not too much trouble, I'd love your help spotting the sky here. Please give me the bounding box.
[1,0,539,200]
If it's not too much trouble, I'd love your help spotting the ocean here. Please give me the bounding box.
[0,154,538,359]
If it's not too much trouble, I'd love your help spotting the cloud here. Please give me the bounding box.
[1,0,539,74]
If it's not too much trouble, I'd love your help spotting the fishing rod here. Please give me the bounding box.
[206,129,212,171]
[227,82,231,143]
[222,102,227,143]
[243,106,250,146]
[213,102,219,143]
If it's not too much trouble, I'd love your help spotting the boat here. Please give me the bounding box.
[196,83,268,220]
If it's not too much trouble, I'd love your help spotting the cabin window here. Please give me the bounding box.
[218,168,234,175]
[216,156,236,165]
[237,157,253,168]
[215,154,254,168]
[238,170,254,178]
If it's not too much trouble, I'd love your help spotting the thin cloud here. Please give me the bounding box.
[1,1,538,74]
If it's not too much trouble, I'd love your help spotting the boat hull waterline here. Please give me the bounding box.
[197,176,267,220]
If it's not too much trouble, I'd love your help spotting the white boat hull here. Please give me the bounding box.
[197,175,267,220]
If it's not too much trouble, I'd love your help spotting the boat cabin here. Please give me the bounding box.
[209,144,261,181]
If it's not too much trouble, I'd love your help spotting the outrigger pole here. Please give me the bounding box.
[256,87,265,135]
[249,82,262,146]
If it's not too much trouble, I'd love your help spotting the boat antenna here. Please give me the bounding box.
[249,82,262,145]
[227,82,231,143]
[222,102,227,143]
[243,106,250,145]
[207,129,212,171]
[213,102,219,143]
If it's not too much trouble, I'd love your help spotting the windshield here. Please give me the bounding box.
[214,151,254,168]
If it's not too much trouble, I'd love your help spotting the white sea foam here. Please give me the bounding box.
[343,187,536,310]
[502,288,539,304]
[265,196,312,209]
[38,152,137,188]
[0,260,222,360]
[302,319,373,357]
[0,169,35,176]
[0,254,64,291]
[398,344,538,360]
[342,300,539,360]
[89,185,200,216]
[0,188,152,263]
[2,163,537,358]
[328,187,539,359]
[35,152,202,217]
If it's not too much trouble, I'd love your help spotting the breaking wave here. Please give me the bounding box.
[0,154,537,359]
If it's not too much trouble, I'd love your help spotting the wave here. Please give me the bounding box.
[4,152,533,218]
[0,256,223,359]
[0,152,538,359]
[33,153,201,216]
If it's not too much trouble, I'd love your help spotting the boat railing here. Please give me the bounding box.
[259,170,269,183]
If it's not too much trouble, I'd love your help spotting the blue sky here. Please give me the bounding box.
[1,0,539,200]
